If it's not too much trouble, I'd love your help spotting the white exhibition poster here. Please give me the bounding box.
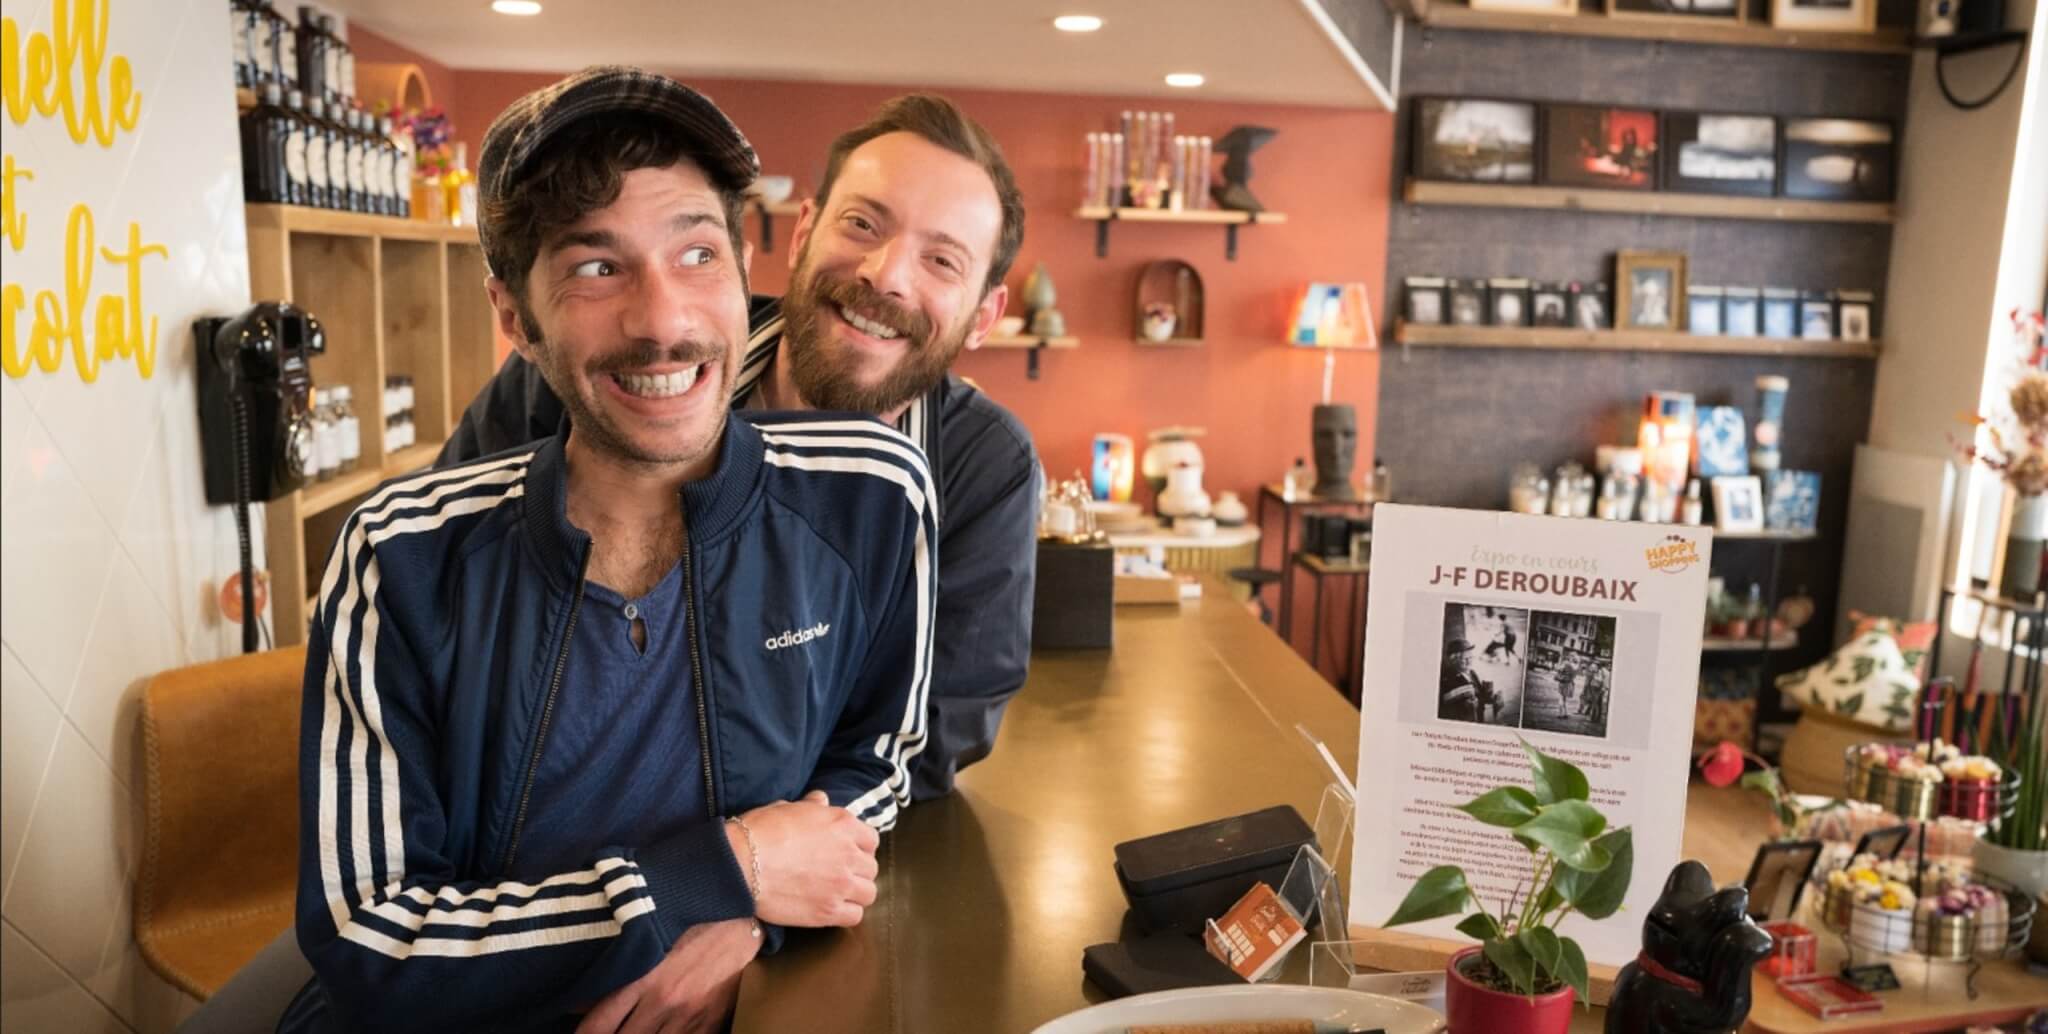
[1349,504,1710,966]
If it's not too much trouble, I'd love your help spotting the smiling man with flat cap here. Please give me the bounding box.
[277,67,937,1034]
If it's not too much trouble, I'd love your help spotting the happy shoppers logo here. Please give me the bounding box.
[1645,534,1702,574]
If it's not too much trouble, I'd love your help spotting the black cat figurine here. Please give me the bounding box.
[1605,860,1775,1034]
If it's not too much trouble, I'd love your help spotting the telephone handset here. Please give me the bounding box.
[197,302,324,505]
[196,302,324,652]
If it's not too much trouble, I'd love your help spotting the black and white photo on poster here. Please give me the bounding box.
[1521,610,1618,739]
[1437,603,1531,728]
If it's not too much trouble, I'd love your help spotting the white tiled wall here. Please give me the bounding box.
[2,0,253,1030]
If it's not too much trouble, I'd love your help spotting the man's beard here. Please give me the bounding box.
[779,248,974,416]
[519,303,733,468]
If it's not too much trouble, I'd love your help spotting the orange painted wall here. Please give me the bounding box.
[446,69,1390,513]
[347,32,1393,677]
[347,26,461,116]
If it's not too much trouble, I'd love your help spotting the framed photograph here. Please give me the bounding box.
[1532,282,1571,327]
[1712,475,1766,533]
[1664,113,1777,197]
[1489,277,1532,326]
[1743,839,1824,922]
[1800,291,1836,340]
[1437,603,1530,728]
[1404,276,1448,325]
[1765,470,1821,532]
[1611,0,1740,18]
[1569,281,1610,330]
[1782,118,1894,201]
[1413,98,1538,184]
[1615,250,1688,331]
[1448,279,1488,326]
[1695,406,1748,478]
[1543,105,1659,190]
[1762,288,1799,338]
[1771,0,1877,32]
[1837,289,1874,342]
[1852,825,1912,860]
[1724,288,1761,337]
[1689,286,1725,335]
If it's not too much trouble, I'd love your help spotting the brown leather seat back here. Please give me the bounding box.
[136,645,306,997]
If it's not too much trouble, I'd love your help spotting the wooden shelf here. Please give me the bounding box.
[1394,321,1880,358]
[298,443,441,517]
[1075,206,1287,261]
[1420,4,1912,53]
[981,334,1078,349]
[1404,180,1894,224]
[246,203,481,244]
[1140,336,1204,348]
[1703,632,1799,651]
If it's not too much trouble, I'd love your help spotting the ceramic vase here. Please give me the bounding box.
[2000,492,2047,597]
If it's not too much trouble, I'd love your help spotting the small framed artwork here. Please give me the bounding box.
[1569,281,1610,330]
[1543,105,1659,190]
[1771,0,1877,32]
[1489,277,1532,326]
[1413,98,1538,184]
[1765,470,1822,532]
[1837,289,1874,341]
[1762,288,1799,338]
[1532,282,1571,327]
[1611,0,1740,18]
[1782,118,1895,201]
[1800,291,1836,340]
[1664,113,1777,197]
[1852,825,1912,860]
[1713,475,1767,533]
[1743,839,1824,922]
[1448,279,1488,326]
[1689,286,1725,335]
[1405,276,1448,325]
[1615,250,1688,331]
[1696,406,1749,478]
[1724,287,1761,336]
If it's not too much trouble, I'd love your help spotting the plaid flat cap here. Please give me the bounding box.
[477,65,760,272]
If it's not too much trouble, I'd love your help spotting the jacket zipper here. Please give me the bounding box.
[681,502,719,815]
[501,551,590,872]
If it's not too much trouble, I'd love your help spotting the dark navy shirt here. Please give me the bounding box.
[514,560,707,880]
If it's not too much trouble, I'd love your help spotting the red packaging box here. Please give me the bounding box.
[1776,974,1883,1018]
[1760,921,1817,978]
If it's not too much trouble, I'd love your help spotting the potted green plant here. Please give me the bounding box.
[1975,698,2047,899]
[1384,740,1633,1034]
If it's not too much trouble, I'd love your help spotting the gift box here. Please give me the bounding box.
[1113,805,1314,935]
[1760,922,1817,978]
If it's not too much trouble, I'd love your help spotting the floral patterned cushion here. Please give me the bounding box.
[1848,611,1936,681]
[1776,630,1922,733]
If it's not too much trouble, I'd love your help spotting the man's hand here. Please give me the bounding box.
[732,790,879,927]
[573,918,760,1034]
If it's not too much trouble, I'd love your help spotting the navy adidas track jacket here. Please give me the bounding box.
[282,411,936,1033]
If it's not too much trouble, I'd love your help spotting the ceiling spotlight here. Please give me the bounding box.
[491,0,542,14]
[1164,72,1205,88]
[1053,14,1104,32]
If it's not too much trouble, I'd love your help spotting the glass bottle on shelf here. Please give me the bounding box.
[302,97,331,209]
[281,88,311,207]
[311,388,338,482]
[323,14,355,102]
[231,0,260,89]
[240,81,291,204]
[381,116,411,219]
[363,112,389,216]
[294,5,326,103]
[414,152,446,224]
[444,143,476,227]
[255,1,294,90]
[344,107,370,214]
[332,385,360,473]
[322,100,350,211]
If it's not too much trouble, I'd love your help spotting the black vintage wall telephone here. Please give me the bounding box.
[196,302,324,651]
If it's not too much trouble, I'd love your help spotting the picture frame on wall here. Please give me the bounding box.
[1771,0,1877,32]
[1837,289,1875,342]
[1404,276,1448,325]
[1413,98,1538,185]
[1544,105,1660,190]
[1800,291,1837,340]
[1724,287,1761,336]
[1688,286,1725,335]
[1762,287,1799,338]
[1615,250,1688,331]
[1569,281,1610,330]
[1663,113,1778,197]
[1532,282,1571,327]
[1609,0,1740,20]
[1781,118,1895,201]
[1448,279,1488,326]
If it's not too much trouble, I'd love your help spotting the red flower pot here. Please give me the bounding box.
[1445,946,1576,1034]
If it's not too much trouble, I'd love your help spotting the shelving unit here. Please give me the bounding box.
[1403,181,1895,224]
[745,198,804,253]
[1074,206,1288,261]
[1394,321,1881,359]
[976,333,1078,380]
[246,203,496,646]
[1418,3,1912,52]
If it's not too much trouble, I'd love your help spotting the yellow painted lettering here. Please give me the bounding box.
[1,154,30,251]
[100,220,163,376]
[30,290,64,372]
[4,0,142,144]
[0,282,26,377]
[63,203,96,382]
[0,18,20,124]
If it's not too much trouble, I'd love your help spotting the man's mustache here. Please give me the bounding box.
[584,339,726,374]
[809,274,935,349]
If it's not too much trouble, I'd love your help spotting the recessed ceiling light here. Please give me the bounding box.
[491,0,542,14]
[1053,14,1104,32]
[1164,72,1205,88]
